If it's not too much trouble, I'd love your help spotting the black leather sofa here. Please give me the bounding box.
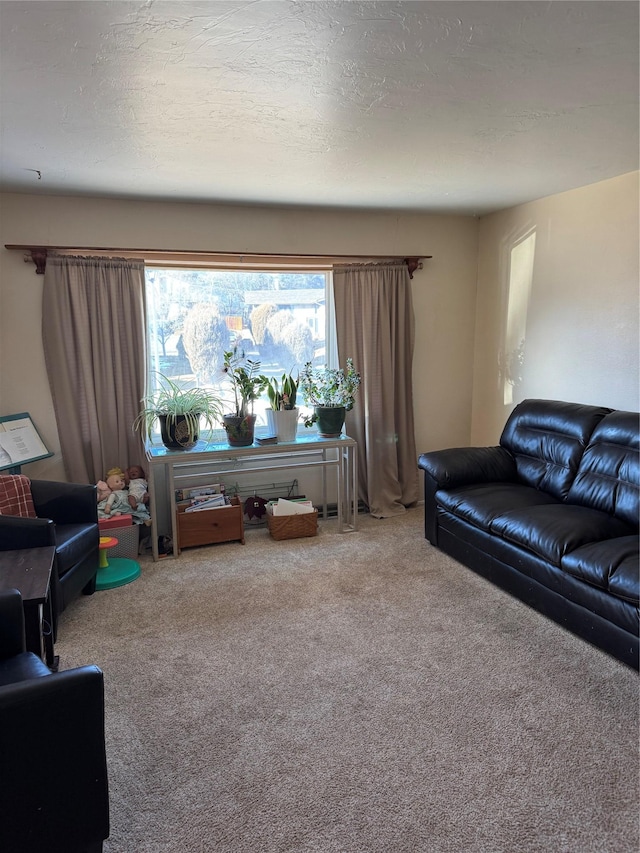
[418,399,639,669]
[0,589,109,852]
[0,479,99,631]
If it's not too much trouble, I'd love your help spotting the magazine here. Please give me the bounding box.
[175,483,224,502]
[184,494,230,513]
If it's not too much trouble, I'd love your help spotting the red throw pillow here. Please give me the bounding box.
[0,474,37,518]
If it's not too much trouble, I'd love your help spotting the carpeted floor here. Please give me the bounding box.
[57,507,639,853]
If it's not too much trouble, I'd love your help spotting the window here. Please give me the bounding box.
[502,229,536,405]
[145,267,335,438]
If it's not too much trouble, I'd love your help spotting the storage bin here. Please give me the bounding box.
[176,496,244,552]
[98,514,141,559]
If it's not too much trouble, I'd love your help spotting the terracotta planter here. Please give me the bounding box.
[223,414,257,447]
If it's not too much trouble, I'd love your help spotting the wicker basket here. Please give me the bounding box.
[267,509,318,540]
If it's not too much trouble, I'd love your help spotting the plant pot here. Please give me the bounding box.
[223,414,257,447]
[315,406,346,438]
[266,408,299,443]
[159,414,200,450]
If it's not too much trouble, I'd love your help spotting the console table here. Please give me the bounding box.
[0,546,56,667]
[145,433,358,561]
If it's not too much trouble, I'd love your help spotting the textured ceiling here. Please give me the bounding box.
[1,1,638,215]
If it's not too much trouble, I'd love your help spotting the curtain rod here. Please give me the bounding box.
[4,245,430,278]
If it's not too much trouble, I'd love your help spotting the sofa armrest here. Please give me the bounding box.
[0,516,56,550]
[30,480,98,526]
[0,665,109,852]
[0,590,26,659]
[418,446,517,488]
[418,446,517,545]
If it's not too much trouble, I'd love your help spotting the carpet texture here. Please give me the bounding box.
[57,508,639,853]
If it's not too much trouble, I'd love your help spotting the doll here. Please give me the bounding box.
[101,472,132,517]
[125,465,149,509]
[97,480,111,503]
[124,464,152,525]
[96,480,113,519]
[106,466,126,481]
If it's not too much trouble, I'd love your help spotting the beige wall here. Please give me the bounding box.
[2,173,636,484]
[0,193,479,481]
[472,171,639,445]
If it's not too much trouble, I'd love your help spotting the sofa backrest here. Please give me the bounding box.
[567,410,640,528]
[500,399,611,500]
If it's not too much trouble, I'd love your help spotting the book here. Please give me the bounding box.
[0,412,53,471]
[255,435,277,445]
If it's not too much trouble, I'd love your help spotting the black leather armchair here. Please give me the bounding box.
[0,480,99,629]
[0,589,109,853]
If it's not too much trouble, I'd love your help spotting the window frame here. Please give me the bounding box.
[143,263,336,443]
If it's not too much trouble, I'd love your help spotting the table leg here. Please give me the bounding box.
[148,461,160,562]
[336,448,344,531]
[23,599,56,668]
[168,463,178,559]
[22,600,42,659]
[43,594,57,670]
[322,448,328,519]
[340,443,358,532]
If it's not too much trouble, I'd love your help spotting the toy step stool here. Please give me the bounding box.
[97,534,141,591]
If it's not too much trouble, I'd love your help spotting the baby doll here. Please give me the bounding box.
[125,465,149,509]
[101,472,132,517]
[124,464,151,525]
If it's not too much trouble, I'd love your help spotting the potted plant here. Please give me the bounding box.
[266,371,300,443]
[299,358,361,437]
[221,347,269,446]
[133,373,224,450]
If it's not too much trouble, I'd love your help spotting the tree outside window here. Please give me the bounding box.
[145,268,331,438]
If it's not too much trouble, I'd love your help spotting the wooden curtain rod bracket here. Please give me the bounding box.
[23,247,48,274]
[404,257,422,278]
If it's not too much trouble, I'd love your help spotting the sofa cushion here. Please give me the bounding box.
[567,410,639,528]
[499,399,610,500]
[436,483,559,532]
[561,536,639,605]
[0,474,37,518]
[54,523,99,577]
[491,504,634,567]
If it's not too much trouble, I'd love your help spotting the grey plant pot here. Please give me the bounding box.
[223,414,257,447]
[315,406,346,438]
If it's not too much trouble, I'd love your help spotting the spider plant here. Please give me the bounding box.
[133,373,224,449]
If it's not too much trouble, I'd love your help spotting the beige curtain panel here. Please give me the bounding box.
[333,261,419,518]
[42,255,146,484]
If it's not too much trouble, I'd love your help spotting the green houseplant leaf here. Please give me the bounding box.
[222,347,270,418]
[267,371,299,411]
[300,359,361,427]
